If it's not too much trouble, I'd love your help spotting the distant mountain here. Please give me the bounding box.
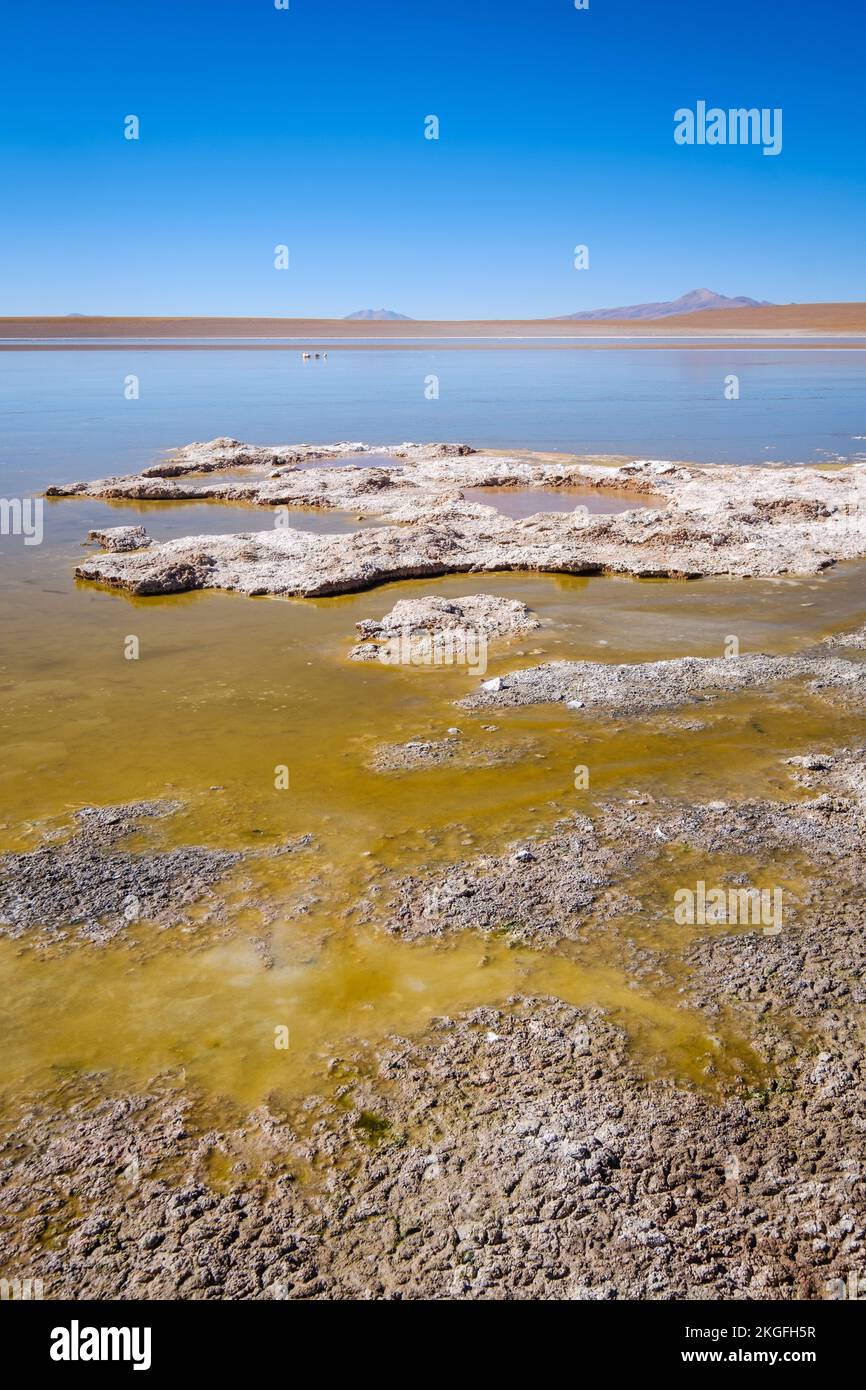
[554,288,773,321]
[344,308,413,321]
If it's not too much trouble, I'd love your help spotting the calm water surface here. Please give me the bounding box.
[2,349,865,1111]
[2,348,866,497]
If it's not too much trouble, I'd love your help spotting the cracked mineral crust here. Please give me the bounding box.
[41,439,866,596]
[349,593,540,664]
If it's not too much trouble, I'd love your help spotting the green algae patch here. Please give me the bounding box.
[354,1110,394,1143]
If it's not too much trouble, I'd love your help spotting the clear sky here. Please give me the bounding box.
[1,0,864,317]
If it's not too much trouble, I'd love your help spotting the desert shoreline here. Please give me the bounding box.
[5,340,866,352]
[3,301,866,345]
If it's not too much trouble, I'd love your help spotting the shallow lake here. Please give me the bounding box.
[2,346,866,499]
[2,348,866,1115]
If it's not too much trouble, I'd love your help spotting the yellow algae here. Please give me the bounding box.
[0,923,764,1112]
[2,563,866,853]
[3,504,866,1111]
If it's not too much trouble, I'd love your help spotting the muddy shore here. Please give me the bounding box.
[2,744,864,1299]
[2,441,864,1301]
[5,302,866,339]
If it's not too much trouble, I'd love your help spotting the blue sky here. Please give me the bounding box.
[1,0,864,317]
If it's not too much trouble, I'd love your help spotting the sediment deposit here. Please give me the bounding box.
[3,745,864,1299]
[42,439,866,595]
[350,593,540,664]
[6,441,862,1301]
[461,649,866,716]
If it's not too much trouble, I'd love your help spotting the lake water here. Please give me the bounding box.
[3,345,866,1112]
[1,347,865,499]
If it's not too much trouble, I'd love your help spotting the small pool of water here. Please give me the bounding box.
[294,451,403,471]
[45,495,383,547]
[462,486,665,518]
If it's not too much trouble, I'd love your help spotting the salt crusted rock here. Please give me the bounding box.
[349,594,540,665]
[87,525,152,552]
[42,440,866,596]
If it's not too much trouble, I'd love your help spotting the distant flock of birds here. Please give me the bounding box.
[301,351,328,360]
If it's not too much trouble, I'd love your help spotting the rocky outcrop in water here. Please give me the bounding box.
[87,525,152,551]
[43,439,866,596]
[350,593,540,665]
[461,649,866,716]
